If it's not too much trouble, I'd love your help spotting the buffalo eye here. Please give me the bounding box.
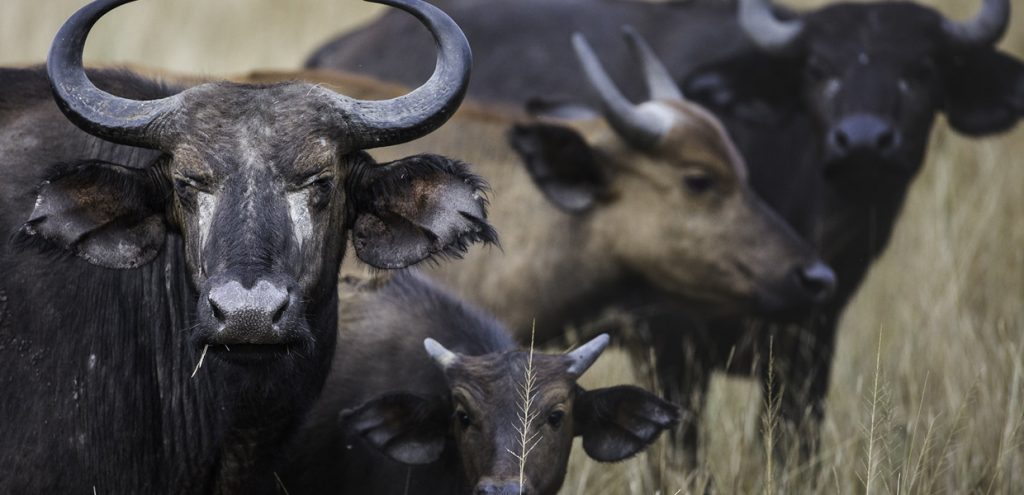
[173,174,205,198]
[308,176,335,208]
[455,409,473,429]
[683,174,715,194]
[547,410,565,429]
[804,56,835,83]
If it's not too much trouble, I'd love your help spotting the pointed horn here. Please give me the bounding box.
[47,0,182,149]
[738,0,804,54]
[424,338,459,370]
[941,0,1010,47]
[622,26,683,102]
[327,0,472,150]
[572,32,667,150]
[566,334,610,376]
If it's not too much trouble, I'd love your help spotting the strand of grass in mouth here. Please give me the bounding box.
[191,344,209,378]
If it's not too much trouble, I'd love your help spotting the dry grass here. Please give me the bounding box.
[1,0,1022,493]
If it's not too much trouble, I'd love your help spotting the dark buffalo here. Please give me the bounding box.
[283,270,677,495]
[308,0,1024,456]
[0,0,493,492]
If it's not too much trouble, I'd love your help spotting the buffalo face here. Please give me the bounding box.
[343,335,678,495]
[508,32,835,316]
[22,0,492,366]
[690,0,1023,199]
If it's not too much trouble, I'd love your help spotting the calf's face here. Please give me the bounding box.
[343,335,678,495]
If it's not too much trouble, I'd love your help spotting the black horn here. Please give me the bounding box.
[622,26,683,102]
[572,33,668,150]
[738,0,804,54]
[47,0,182,149]
[941,0,1010,47]
[326,0,472,150]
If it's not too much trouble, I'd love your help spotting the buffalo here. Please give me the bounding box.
[283,270,678,495]
[308,0,1024,455]
[0,0,493,492]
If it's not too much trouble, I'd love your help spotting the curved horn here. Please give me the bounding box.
[572,33,667,150]
[566,334,610,376]
[330,0,472,150]
[424,338,459,370]
[622,26,683,102]
[738,0,804,54]
[47,0,181,149]
[941,0,1010,47]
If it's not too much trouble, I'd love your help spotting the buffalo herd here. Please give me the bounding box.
[0,0,1019,493]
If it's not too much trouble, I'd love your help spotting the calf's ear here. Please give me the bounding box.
[350,154,497,269]
[508,122,610,213]
[340,393,451,465]
[942,49,1024,135]
[574,385,679,462]
[20,160,168,269]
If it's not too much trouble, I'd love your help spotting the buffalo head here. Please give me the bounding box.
[22,0,493,365]
[509,30,835,315]
[690,0,1022,196]
[342,334,678,495]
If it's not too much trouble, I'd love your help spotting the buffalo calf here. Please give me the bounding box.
[283,271,677,495]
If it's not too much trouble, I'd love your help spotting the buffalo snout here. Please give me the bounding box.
[197,276,306,354]
[793,260,837,304]
[827,114,902,161]
[475,479,529,495]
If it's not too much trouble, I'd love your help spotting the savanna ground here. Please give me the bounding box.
[2,0,1022,493]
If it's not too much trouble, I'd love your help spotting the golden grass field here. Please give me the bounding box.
[1,0,1022,493]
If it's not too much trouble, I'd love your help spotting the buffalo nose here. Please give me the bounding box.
[475,481,527,495]
[207,279,291,341]
[829,114,900,157]
[793,261,836,303]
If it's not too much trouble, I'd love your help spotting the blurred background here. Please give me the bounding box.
[2,0,1022,493]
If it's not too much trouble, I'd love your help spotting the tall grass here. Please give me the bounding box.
[2,0,1022,493]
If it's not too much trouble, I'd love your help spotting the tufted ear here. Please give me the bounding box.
[508,122,610,213]
[20,160,168,269]
[942,49,1024,136]
[341,393,451,465]
[574,385,679,462]
[349,154,497,269]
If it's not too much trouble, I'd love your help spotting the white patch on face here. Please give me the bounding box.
[288,189,313,249]
[824,79,842,101]
[898,79,910,94]
[197,191,217,249]
[858,52,870,66]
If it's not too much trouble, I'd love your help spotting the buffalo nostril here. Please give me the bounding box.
[271,296,290,324]
[208,295,226,323]
[876,130,895,151]
[796,261,837,301]
[832,129,850,150]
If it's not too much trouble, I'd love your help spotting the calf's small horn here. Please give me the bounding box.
[941,0,1010,47]
[622,26,684,102]
[566,334,610,376]
[738,0,804,54]
[424,338,459,370]
[573,33,666,150]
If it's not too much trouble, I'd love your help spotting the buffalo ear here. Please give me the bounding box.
[942,49,1024,135]
[507,122,609,213]
[683,52,804,126]
[574,385,679,462]
[350,154,497,269]
[340,393,451,465]
[20,160,168,269]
